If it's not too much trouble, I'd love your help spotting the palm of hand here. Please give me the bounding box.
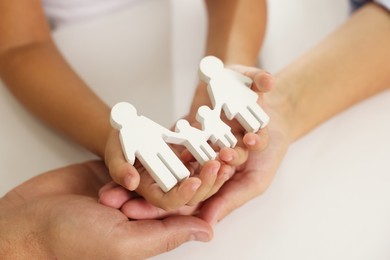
[1,161,211,259]
[198,109,291,224]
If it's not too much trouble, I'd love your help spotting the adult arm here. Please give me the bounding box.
[199,2,390,224]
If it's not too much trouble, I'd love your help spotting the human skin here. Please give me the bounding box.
[101,3,390,223]
[0,0,268,210]
[200,2,390,224]
[0,161,212,259]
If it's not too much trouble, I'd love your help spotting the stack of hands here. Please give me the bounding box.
[1,65,291,259]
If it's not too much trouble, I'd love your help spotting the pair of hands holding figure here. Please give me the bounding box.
[100,64,289,225]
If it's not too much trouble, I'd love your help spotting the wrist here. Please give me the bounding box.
[266,77,297,144]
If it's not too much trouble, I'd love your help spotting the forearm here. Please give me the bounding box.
[272,3,390,142]
[0,42,110,157]
[204,0,267,65]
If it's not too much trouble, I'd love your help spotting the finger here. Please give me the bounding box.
[121,198,198,219]
[243,128,269,152]
[117,216,212,259]
[98,182,136,209]
[218,146,248,167]
[199,151,277,226]
[229,65,274,93]
[98,181,118,196]
[6,161,111,200]
[202,164,235,201]
[105,131,140,191]
[186,160,220,206]
[136,170,202,211]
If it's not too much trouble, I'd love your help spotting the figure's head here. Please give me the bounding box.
[199,56,224,83]
[110,102,137,129]
[175,119,190,132]
[196,105,212,121]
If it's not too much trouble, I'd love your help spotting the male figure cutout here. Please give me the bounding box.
[110,102,190,192]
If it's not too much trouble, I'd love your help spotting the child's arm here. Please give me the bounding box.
[204,0,267,65]
[188,0,270,167]
[0,0,111,158]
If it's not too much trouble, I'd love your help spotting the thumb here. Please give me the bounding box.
[123,216,213,259]
[229,64,274,93]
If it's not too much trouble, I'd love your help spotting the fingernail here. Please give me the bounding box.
[190,232,210,242]
[191,181,202,191]
[125,174,134,190]
[246,139,256,146]
[211,164,220,174]
[224,154,233,162]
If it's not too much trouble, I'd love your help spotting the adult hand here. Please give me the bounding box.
[0,161,212,259]
[100,65,277,221]
[186,66,274,168]
[195,65,290,225]
[104,129,225,210]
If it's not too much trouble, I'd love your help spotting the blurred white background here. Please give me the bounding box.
[1,0,389,259]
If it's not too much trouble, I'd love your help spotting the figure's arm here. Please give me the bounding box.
[227,70,253,87]
[0,0,110,158]
[204,0,267,65]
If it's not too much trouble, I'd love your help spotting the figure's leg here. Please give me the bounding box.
[236,108,261,133]
[213,131,237,148]
[159,148,190,181]
[214,133,232,149]
[224,131,238,148]
[248,104,270,129]
[186,143,209,165]
[200,143,217,161]
[187,142,217,165]
[138,153,178,192]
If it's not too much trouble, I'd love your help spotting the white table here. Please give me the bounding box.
[1,0,389,259]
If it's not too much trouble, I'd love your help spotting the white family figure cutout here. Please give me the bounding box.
[199,56,270,132]
[111,102,218,192]
[196,105,237,148]
[171,119,217,165]
[111,56,270,192]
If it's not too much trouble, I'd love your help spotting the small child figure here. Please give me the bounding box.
[196,105,237,149]
[170,119,217,165]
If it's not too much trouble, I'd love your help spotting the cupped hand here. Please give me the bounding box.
[196,66,291,225]
[0,161,212,259]
[103,110,236,211]
[104,128,228,210]
[100,65,276,220]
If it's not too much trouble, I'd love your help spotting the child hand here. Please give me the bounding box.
[103,128,234,211]
[101,65,274,218]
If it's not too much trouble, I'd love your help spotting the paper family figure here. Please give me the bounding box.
[196,105,237,149]
[169,119,217,165]
[199,56,270,133]
[111,56,270,192]
[110,102,218,192]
